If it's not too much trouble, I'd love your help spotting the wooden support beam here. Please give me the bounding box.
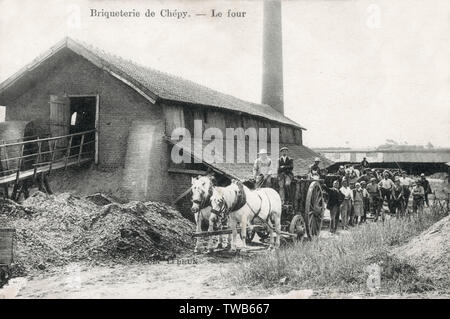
[78,134,85,166]
[14,144,25,188]
[1,141,10,172]
[48,140,58,175]
[191,226,294,238]
[167,168,207,175]
[33,139,41,180]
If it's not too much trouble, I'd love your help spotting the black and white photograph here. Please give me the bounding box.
[0,0,449,301]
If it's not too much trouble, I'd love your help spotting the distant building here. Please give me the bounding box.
[315,147,450,174]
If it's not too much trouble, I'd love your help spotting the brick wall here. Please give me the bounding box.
[0,48,303,206]
[2,49,163,170]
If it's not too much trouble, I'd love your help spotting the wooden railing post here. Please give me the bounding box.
[0,129,96,188]
[14,144,25,187]
[48,139,58,175]
[64,135,73,170]
[33,138,41,180]
[2,141,10,173]
[78,133,85,166]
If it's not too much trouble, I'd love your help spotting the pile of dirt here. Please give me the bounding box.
[0,192,195,274]
[70,201,194,262]
[393,215,450,287]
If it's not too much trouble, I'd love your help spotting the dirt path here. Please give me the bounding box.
[0,225,347,299]
[4,208,447,299]
[2,245,273,299]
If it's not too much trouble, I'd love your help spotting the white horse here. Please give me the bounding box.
[210,180,282,251]
[191,175,230,253]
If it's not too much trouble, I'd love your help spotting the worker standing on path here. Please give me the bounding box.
[361,180,370,222]
[399,171,413,214]
[418,173,432,207]
[411,181,425,218]
[392,178,405,218]
[367,177,381,221]
[323,180,344,233]
[378,171,395,212]
[353,182,365,225]
[339,179,353,230]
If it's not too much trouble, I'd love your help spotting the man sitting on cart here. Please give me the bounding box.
[278,146,294,204]
[309,157,322,179]
[253,148,272,188]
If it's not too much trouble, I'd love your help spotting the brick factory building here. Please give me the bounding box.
[0,38,331,212]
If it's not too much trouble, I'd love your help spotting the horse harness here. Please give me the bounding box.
[246,189,272,222]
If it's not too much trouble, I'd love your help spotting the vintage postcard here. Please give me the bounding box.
[0,0,449,302]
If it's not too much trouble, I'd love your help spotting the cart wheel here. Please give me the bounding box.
[289,214,306,241]
[305,181,324,237]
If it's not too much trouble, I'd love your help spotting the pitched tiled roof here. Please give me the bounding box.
[318,149,450,164]
[167,138,333,180]
[0,37,304,129]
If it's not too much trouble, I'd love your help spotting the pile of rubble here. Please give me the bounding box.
[0,192,194,274]
[393,215,450,288]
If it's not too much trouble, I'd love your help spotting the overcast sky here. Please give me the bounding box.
[0,0,449,148]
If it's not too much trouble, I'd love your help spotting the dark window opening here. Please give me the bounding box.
[69,96,96,156]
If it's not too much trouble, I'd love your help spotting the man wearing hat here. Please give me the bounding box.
[378,170,395,212]
[399,171,413,212]
[339,178,353,230]
[367,177,381,220]
[361,157,370,169]
[253,149,272,188]
[357,169,371,184]
[360,180,370,222]
[278,146,294,204]
[352,182,365,225]
[392,177,405,217]
[337,165,346,177]
[309,157,322,179]
[411,180,425,216]
[418,173,432,207]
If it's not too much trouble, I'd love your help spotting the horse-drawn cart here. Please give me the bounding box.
[192,173,341,245]
[249,174,341,242]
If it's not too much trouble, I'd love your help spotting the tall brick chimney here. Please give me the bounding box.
[262,0,284,115]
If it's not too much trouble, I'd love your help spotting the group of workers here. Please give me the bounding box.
[327,163,432,233]
[253,150,433,234]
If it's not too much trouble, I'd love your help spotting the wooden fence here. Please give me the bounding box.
[0,129,96,188]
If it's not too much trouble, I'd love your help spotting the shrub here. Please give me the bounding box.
[226,206,448,294]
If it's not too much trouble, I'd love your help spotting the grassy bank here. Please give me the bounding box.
[227,203,449,295]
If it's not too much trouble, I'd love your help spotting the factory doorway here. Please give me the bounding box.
[68,95,99,164]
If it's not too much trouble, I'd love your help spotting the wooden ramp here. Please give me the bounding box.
[0,129,95,191]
